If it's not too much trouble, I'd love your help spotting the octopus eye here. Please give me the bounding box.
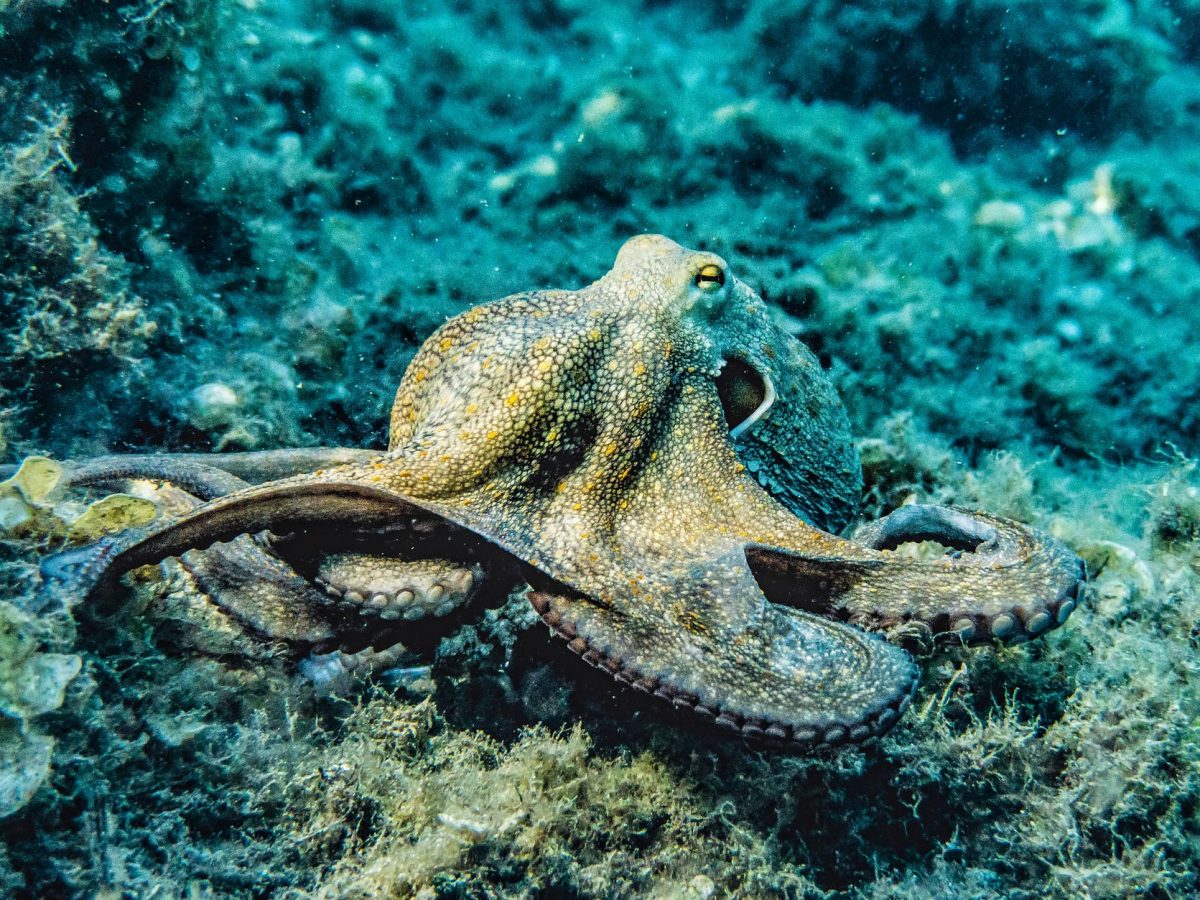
[694,264,725,291]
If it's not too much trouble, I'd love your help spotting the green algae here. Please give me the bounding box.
[0,600,79,821]
[0,456,157,544]
[0,112,156,450]
[3,0,1200,895]
[2,456,1200,895]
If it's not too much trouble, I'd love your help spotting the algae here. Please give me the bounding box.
[0,456,157,544]
[0,601,80,820]
[3,0,1200,896]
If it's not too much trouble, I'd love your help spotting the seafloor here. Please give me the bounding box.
[1,0,1199,897]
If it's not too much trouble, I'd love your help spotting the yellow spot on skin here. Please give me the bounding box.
[546,428,560,443]
[486,430,500,441]
[674,604,709,636]
[538,359,553,374]
[589,328,602,342]
[602,442,617,456]
[414,369,427,382]
[465,403,478,415]
[506,391,521,407]
[440,337,454,351]
[633,361,646,376]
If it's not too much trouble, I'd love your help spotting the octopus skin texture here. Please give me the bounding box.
[39,234,1086,749]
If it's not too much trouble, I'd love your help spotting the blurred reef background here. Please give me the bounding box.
[2,0,1200,896]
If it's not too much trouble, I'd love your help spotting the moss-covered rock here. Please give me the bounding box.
[0,601,80,819]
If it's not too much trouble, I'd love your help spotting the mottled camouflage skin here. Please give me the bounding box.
[43,235,1085,747]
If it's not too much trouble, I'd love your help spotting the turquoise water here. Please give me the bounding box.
[1,1,1199,896]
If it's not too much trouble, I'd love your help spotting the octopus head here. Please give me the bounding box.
[602,235,862,531]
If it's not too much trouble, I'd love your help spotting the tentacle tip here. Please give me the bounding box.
[1056,597,1077,625]
[37,537,122,611]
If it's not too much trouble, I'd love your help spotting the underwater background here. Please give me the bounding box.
[2,0,1200,896]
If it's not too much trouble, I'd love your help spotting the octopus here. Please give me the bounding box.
[39,235,1085,748]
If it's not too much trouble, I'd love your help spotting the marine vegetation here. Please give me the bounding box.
[3,0,1200,897]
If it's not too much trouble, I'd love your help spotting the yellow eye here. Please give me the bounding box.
[694,264,725,291]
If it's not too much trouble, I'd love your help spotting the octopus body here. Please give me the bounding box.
[40,235,1085,748]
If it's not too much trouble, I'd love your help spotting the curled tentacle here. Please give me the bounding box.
[39,447,376,495]
[0,448,376,494]
[174,535,340,646]
[39,475,422,609]
[56,454,487,629]
[65,456,251,500]
[314,555,483,621]
[530,588,917,747]
[749,504,1085,644]
[132,448,379,484]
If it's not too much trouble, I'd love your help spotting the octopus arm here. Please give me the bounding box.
[529,587,918,747]
[54,448,377,494]
[749,504,1086,644]
[40,474,429,607]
